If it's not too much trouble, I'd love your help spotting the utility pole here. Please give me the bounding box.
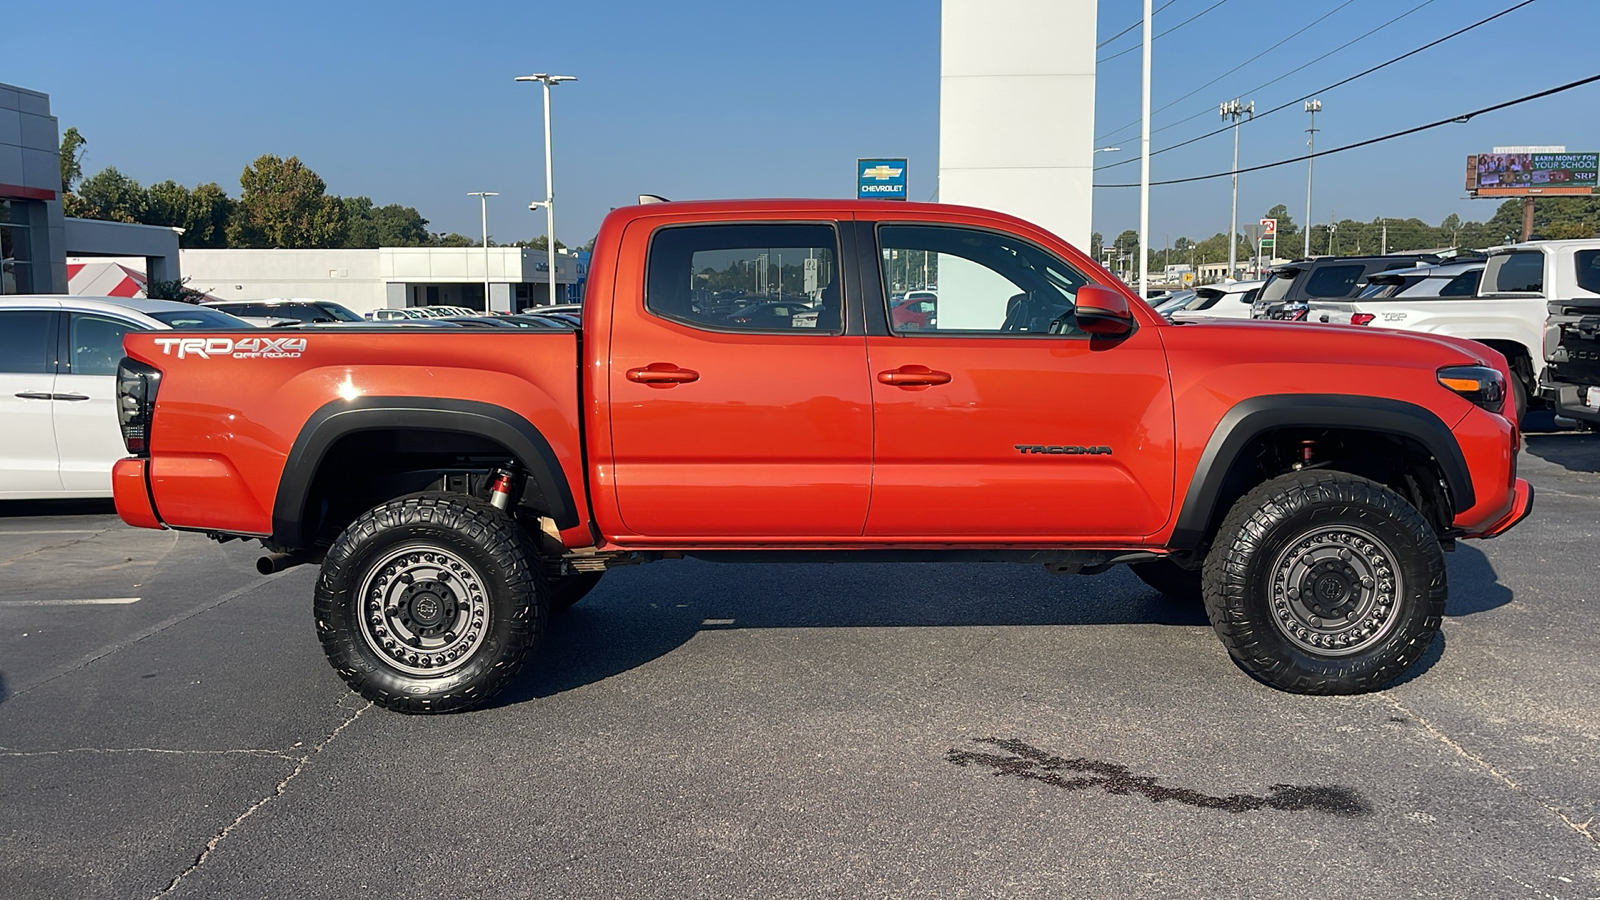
[1303,99,1320,258]
[1381,223,1388,256]
[1521,196,1536,241]
[1220,99,1253,281]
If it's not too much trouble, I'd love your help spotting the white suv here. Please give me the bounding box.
[0,296,248,499]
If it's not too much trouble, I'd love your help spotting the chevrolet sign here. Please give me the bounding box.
[858,158,908,200]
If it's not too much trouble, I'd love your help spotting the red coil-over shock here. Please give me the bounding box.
[488,468,518,510]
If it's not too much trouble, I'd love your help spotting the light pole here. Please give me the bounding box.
[1094,146,1122,153]
[1303,100,1321,258]
[468,191,498,310]
[516,73,576,306]
[1220,99,1253,281]
[1138,0,1152,300]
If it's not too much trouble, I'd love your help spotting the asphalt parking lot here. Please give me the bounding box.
[2,424,1597,900]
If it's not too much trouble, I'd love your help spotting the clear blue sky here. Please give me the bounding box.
[11,0,1598,247]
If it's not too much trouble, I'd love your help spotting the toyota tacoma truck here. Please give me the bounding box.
[111,200,1533,713]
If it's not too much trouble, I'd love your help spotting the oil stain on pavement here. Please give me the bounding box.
[947,737,1372,817]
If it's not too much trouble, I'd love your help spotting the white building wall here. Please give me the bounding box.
[182,249,386,311]
[939,0,1097,251]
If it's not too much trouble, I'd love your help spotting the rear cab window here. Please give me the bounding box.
[645,223,842,333]
[148,308,251,329]
[1575,250,1600,295]
[1303,264,1366,298]
[1491,251,1544,293]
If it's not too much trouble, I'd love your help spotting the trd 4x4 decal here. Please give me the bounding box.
[153,336,308,360]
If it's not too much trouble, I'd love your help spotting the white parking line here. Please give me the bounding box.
[0,597,141,607]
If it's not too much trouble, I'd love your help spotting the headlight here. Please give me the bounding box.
[1437,365,1505,412]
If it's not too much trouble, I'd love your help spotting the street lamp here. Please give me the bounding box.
[1304,99,1321,258]
[1220,98,1254,281]
[1138,0,1153,300]
[516,73,576,306]
[468,191,498,310]
[1094,146,1122,153]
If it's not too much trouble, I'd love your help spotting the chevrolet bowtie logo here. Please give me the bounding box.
[862,165,903,180]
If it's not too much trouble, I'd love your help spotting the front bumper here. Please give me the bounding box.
[1475,478,1534,539]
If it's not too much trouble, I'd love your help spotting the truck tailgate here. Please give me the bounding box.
[1309,300,1359,325]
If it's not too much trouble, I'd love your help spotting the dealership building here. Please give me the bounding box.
[177,247,585,314]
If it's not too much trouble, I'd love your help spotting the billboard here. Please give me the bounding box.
[1467,152,1598,196]
[858,159,908,200]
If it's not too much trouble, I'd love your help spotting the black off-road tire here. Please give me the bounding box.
[1201,470,1445,694]
[314,492,547,714]
[1130,559,1203,604]
[549,570,605,611]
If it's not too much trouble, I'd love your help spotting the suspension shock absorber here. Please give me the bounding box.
[487,467,518,510]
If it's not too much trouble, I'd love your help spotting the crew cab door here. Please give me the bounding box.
[605,219,873,538]
[860,220,1175,539]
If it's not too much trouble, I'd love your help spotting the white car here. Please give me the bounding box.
[1169,279,1266,322]
[0,295,249,499]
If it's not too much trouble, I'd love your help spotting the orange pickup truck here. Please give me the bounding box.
[112,200,1532,712]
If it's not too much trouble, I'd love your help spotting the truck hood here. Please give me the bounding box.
[1167,317,1502,369]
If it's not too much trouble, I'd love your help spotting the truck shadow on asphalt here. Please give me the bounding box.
[0,499,118,518]
[1523,429,1600,473]
[0,671,7,705]
[499,547,1509,705]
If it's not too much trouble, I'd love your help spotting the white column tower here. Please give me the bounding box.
[939,0,1098,249]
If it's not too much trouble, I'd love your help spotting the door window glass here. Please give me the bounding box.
[0,310,53,373]
[878,225,1092,335]
[1438,269,1482,297]
[1493,251,1544,293]
[1575,251,1600,294]
[69,314,138,376]
[646,223,841,333]
[1303,264,1365,298]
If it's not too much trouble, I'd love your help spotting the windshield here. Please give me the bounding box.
[315,302,365,322]
[148,308,252,329]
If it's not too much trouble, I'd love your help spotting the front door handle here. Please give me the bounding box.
[877,365,952,388]
[14,391,53,400]
[51,393,92,401]
[626,363,700,386]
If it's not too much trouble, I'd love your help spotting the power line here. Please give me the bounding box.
[1093,72,1600,188]
[1095,0,1358,144]
[1094,0,1541,172]
[1098,0,1236,65]
[1098,0,1182,49]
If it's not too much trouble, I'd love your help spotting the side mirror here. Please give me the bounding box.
[1076,285,1135,336]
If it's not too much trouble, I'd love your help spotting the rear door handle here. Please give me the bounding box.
[52,393,92,401]
[877,366,952,387]
[14,391,53,400]
[626,363,700,386]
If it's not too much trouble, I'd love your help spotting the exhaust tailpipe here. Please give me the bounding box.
[257,551,319,575]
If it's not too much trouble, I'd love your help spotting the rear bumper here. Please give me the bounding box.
[113,458,165,530]
[1474,478,1534,539]
[1546,381,1600,425]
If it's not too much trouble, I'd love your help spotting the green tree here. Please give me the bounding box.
[512,235,569,251]
[1089,231,1104,258]
[184,183,233,248]
[1262,204,1298,259]
[433,232,476,247]
[144,180,191,229]
[344,197,434,248]
[342,196,379,247]
[73,167,147,223]
[59,127,88,195]
[228,155,347,249]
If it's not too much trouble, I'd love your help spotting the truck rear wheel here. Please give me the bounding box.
[314,492,546,713]
[1201,470,1445,694]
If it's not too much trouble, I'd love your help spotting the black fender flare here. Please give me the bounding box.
[271,396,579,547]
[1167,394,1474,550]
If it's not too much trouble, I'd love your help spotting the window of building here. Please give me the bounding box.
[646,223,841,333]
[877,225,1092,335]
[1,200,35,295]
[0,310,53,373]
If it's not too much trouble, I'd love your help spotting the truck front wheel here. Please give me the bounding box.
[314,493,547,713]
[1201,471,1445,694]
